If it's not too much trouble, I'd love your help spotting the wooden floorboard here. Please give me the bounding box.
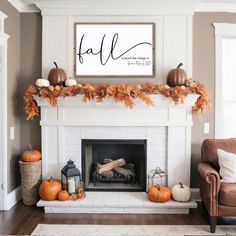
[0,201,235,235]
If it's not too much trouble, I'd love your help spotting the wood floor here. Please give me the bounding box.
[0,201,235,235]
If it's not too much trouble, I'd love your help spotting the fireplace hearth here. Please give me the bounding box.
[82,139,147,191]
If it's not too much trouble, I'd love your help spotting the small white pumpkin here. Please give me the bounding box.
[36,78,50,87]
[65,79,77,87]
[171,182,191,202]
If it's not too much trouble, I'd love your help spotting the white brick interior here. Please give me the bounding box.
[63,126,167,183]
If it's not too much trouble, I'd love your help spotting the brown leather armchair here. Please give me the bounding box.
[198,138,236,233]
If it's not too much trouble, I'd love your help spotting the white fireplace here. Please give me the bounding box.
[36,94,198,213]
[36,95,198,214]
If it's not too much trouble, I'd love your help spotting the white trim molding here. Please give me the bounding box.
[0,11,9,211]
[16,0,236,15]
[7,0,236,14]
[213,23,236,138]
[196,2,236,13]
[5,186,22,210]
[34,0,201,16]
[8,0,39,13]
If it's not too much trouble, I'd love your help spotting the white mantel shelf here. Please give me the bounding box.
[35,94,199,127]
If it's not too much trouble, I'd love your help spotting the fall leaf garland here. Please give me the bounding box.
[24,82,211,120]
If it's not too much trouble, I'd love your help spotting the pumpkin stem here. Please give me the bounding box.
[29,144,33,151]
[53,62,58,68]
[179,182,184,188]
[177,63,183,69]
[49,176,53,182]
[155,184,161,190]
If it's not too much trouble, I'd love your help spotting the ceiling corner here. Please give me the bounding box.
[8,0,40,13]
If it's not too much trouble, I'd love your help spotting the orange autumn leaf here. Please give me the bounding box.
[24,81,210,120]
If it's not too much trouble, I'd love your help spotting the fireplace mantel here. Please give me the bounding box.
[35,94,199,127]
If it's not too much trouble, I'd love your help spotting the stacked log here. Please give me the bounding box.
[95,158,135,180]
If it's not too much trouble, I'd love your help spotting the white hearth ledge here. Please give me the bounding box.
[37,192,197,214]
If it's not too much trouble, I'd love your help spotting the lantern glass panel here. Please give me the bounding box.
[61,174,67,190]
[147,167,167,189]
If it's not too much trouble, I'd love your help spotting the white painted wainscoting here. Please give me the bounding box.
[36,94,198,214]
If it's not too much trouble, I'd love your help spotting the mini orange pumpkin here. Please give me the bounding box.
[48,62,67,86]
[167,63,187,87]
[147,184,171,203]
[58,190,71,201]
[22,145,41,162]
[39,177,62,201]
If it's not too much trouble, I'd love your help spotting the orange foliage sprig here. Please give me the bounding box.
[24,82,210,120]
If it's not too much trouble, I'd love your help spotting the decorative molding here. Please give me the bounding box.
[213,23,236,37]
[34,0,202,16]
[27,0,236,15]
[5,186,22,210]
[213,23,236,138]
[7,0,236,14]
[8,0,39,13]
[0,11,9,211]
[196,2,236,13]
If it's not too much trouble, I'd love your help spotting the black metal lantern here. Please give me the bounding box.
[61,160,81,194]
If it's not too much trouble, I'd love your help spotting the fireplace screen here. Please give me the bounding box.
[81,139,147,191]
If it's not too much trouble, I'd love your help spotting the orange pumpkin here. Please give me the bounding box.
[147,184,171,203]
[58,190,71,201]
[167,63,187,87]
[48,62,67,86]
[22,145,41,162]
[39,177,62,201]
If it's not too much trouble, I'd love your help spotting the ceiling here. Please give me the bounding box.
[18,0,236,4]
[9,0,236,13]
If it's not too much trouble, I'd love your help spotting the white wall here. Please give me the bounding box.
[42,14,192,84]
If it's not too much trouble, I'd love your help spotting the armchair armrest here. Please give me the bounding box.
[197,162,221,216]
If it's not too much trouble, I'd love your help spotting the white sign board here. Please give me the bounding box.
[75,23,155,77]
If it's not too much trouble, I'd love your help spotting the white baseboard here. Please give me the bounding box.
[5,185,22,210]
[191,188,201,201]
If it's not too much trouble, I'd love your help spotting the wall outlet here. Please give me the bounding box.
[204,123,210,134]
[10,127,14,140]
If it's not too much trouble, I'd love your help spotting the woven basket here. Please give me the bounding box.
[19,160,42,205]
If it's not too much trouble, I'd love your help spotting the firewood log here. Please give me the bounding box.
[96,158,126,175]
[101,170,114,179]
[103,158,113,164]
[113,167,134,178]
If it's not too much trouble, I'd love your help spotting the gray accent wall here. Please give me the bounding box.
[0,0,21,193]
[191,12,236,187]
[0,0,42,193]
[20,13,42,157]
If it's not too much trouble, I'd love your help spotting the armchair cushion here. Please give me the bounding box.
[219,182,236,207]
[217,149,236,183]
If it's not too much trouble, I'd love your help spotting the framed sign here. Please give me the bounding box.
[74,23,155,77]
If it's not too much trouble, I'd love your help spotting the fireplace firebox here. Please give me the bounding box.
[82,139,147,191]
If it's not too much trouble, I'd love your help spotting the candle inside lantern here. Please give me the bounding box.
[68,177,76,194]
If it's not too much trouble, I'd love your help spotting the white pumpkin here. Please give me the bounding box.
[36,78,50,87]
[171,182,191,202]
[65,79,77,87]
